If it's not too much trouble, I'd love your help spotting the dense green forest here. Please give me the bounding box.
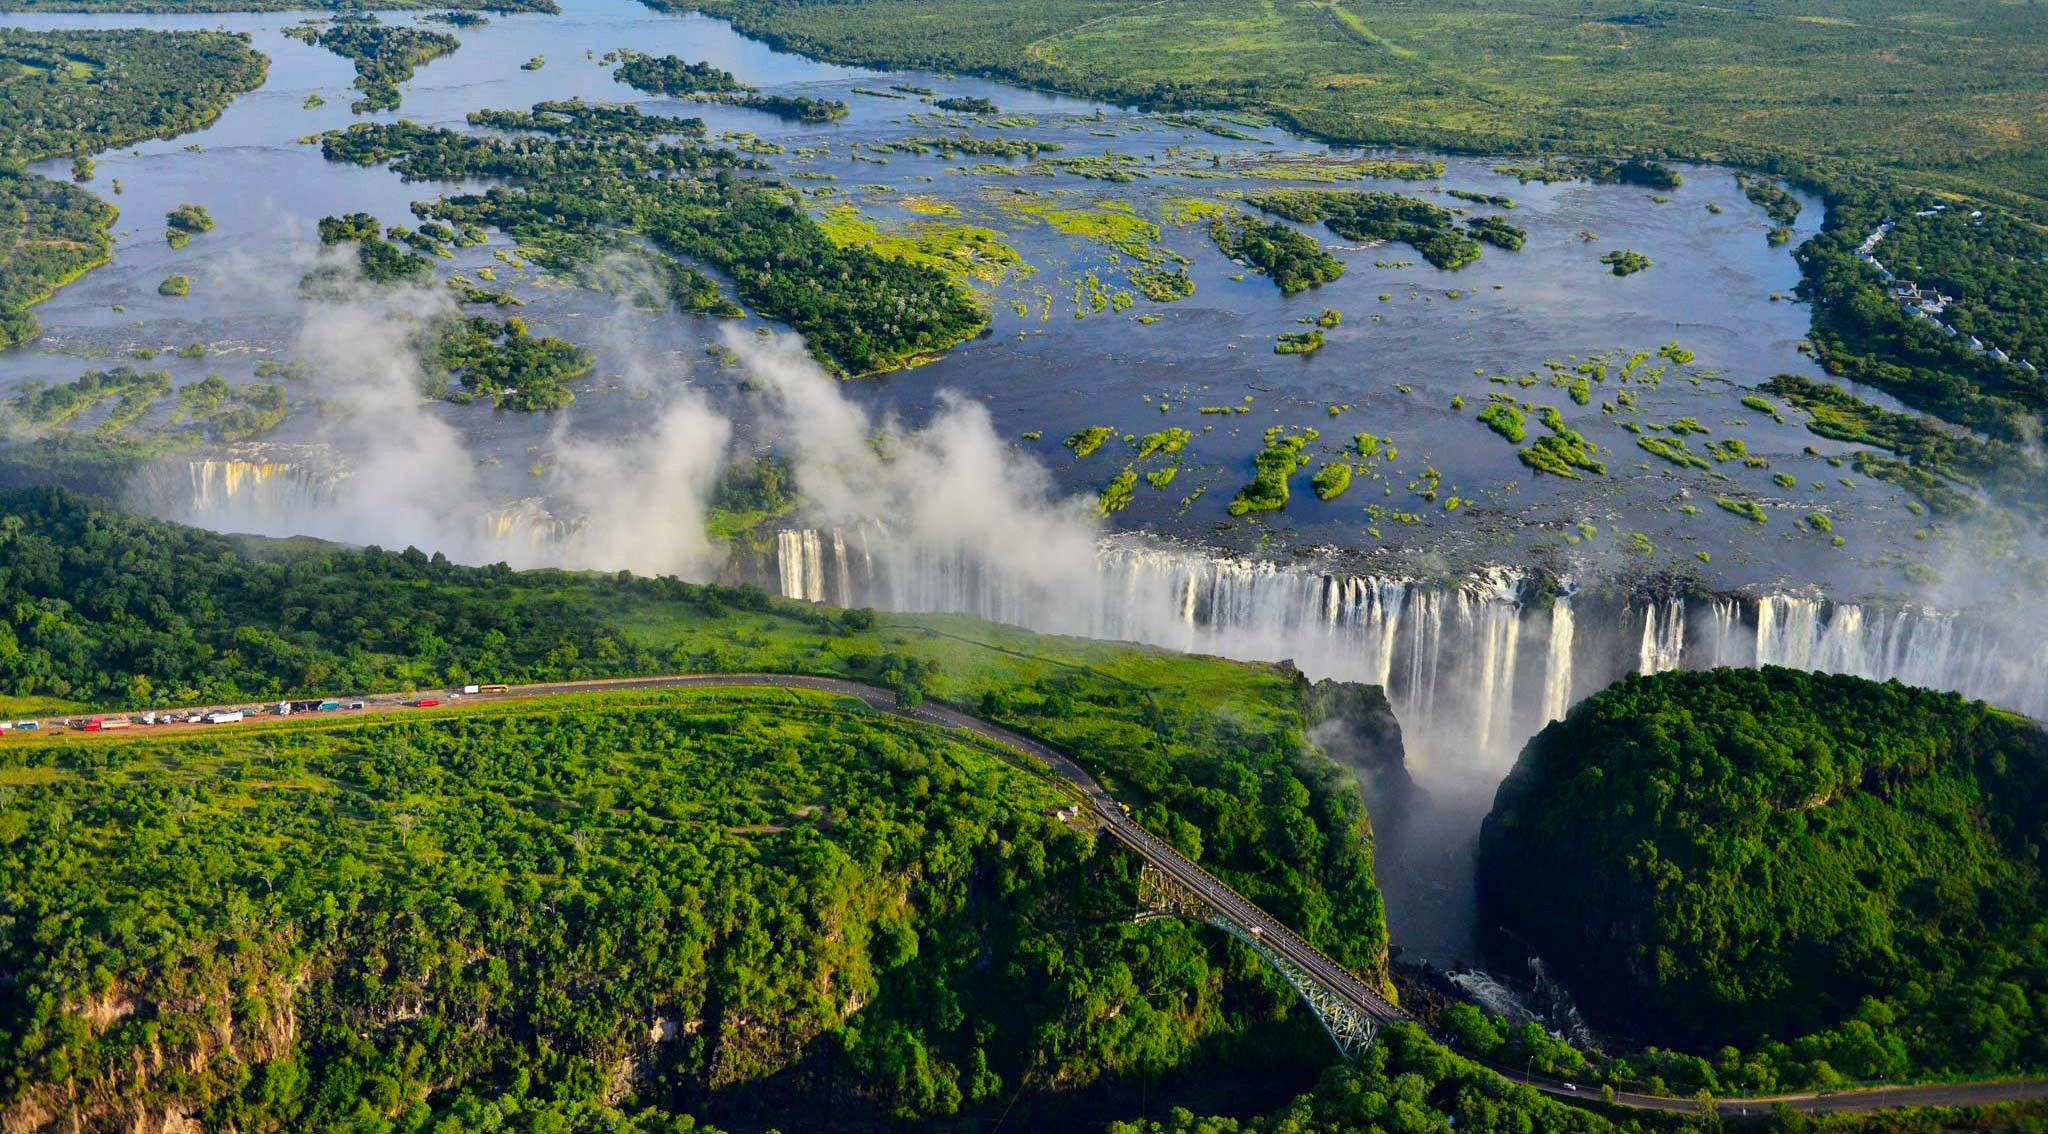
[1861,206,2048,373]
[286,16,459,113]
[1205,212,1344,294]
[429,315,594,410]
[0,29,266,347]
[609,51,750,96]
[1245,191,1482,271]
[0,486,1391,986]
[1795,183,2048,442]
[0,687,1357,1129]
[317,107,984,375]
[1478,667,2048,1087]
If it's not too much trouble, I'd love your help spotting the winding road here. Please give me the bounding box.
[10,673,2047,1116]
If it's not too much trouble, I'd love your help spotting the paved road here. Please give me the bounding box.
[11,674,2048,1116]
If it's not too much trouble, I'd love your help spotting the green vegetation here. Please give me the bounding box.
[1520,427,1605,479]
[289,16,459,114]
[1737,172,1802,224]
[1309,461,1350,501]
[0,487,1394,1126]
[0,175,115,349]
[156,274,189,297]
[165,202,214,234]
[671,0,2048,462]
[1273,329,1323,355]
[1481,667,2048,1085]
[935,95,998,114]
[1205,211,1344,293]
[1714,495,1767,523]
[1228,426,1316,516]
[1637,435,1708,470]
[430,315,593,411]
[1097,466,1137,513]
[1134,427,1191,457]
[311,211,431,285]
[5,365,165,432]
[1766,374,2042,516]
[319,108,980,375]
[1798,186,2047,442]
[1464,214,1524,251]
[1600,248,1652,276]
[1477,396,1524,443]
[1128,265,1195,302]
[1246,190,1480,270]
[608,50,749,95]
[674,0,2045,208]
[875,133,1059,158]
[0,29,264,347]
[1447,189,1513,208]
[468,99,710,140]
[1063,424,1114,457]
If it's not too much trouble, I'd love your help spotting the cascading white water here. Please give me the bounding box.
[771,524,2048,775]
[1636,598,1686,675]
[1541,602,1575,725]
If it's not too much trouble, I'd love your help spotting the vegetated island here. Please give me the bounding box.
[285,14,460,114]
[1479,667,2048,1089]
[314,99,982,376]
[1206,210,1344,292]
[0,28,265,349]
[1245,190,1483,270]
[1599,248,1652,275]
[661,0,2048,507]
[609,49,848,122]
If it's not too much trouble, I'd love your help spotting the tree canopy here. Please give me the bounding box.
[1479,667,2048,1083]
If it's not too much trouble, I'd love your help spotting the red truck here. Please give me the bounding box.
[412,698,442,708]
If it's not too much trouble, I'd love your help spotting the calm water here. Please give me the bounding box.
[2,0,2000,599]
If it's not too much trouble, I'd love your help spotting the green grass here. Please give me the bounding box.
[692,0,2048,208]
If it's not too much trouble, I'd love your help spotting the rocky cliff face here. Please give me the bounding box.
[1300,676,1416,812]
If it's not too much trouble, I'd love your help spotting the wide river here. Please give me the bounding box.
[9,0,1974,596]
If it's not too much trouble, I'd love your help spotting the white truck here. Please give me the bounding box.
[206,711,245,725]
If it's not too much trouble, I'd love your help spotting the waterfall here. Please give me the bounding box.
[136,444,350,532]
[768,524,2048,773]
[1541,602,1575,724]
[1636,599,1685,674]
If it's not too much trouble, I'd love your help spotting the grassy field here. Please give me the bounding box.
[693,0,2048,209]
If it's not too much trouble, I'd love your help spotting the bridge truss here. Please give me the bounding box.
[1135,866,1380,1056]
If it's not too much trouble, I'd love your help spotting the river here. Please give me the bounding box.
[6,0,2042,967]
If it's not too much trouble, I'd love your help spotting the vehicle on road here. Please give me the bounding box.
[205,711,244,725]
[413,698,441,708]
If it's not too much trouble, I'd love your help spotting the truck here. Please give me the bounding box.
[319,700,343,712]
[480,684,509,694]
[413,698,442,708]
[13,721,38,731]
[206,711,245,725]
[459,684,481,695]
[83,716,133,732]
